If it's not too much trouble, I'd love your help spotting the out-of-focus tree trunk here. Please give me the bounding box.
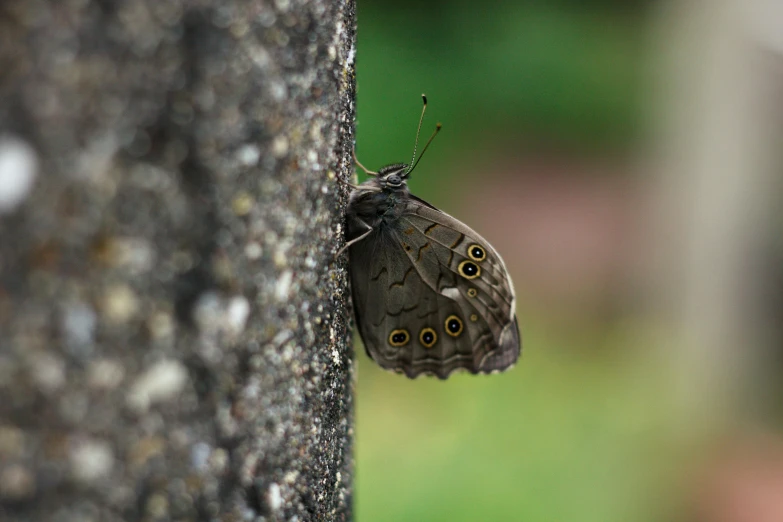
[0,1,356,520]
[645,0,783,434]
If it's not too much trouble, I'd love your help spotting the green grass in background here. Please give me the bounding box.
[355,329,681,521]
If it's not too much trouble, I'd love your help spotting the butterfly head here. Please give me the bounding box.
[377,163,410,190]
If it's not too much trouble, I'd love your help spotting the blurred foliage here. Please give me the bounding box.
[352,2,675,521]
[355,0,648,175]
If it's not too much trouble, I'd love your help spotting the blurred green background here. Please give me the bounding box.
[352,2,682,521]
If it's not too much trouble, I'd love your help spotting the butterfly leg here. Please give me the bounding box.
[335,219,373,258]
[336,174,381,193]
[353,149,377,176]
[336,176,365,191]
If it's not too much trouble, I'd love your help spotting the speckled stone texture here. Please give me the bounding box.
[0,0,355,520]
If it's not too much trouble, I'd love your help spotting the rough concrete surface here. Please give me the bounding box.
[0,0,356,520]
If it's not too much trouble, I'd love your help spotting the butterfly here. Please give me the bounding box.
[343,95,521,379]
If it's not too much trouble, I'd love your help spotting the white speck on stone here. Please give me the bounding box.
[146,493,169,518]
[192,291,221,334]
[0,136,38,213]
[267,483,282,511]
[331,347,341,366]
[232,191,254,215]
[273,0,290,11]
[190,442,211,472]
[30,352,65,393]
[273,244,289,268]
[236,144,260,166]
[242,377,261,400]
[275,270,293,301]
[0,464,35,500]
[114,237,156,274]
[61,301,97,348]
[192,291,251,341]
[272,329,293,347]
[148,311,175,341]
[309,123,323,142]
[70,439,114,483]
[264,230,279,245]
[102,284,140,324]
[269,80,287,101]
[246,43,271,68]
[209,448,228,473]
[87,359,125,390]
[307,150,317,163]
[126,360,188,413]
[347,44,356,65]
[244,242,262,260]
[271,135,288,158]
[226,296,250,335]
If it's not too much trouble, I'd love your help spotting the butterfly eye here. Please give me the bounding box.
[468,244,486,262]
[467,288,478,298]
[385,174,402,186]
[388,329,410,347]
[419,327,438,348]
[458,260,481,279]
[444,315,464,337]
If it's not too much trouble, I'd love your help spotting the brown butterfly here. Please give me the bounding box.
[343,95,521,379]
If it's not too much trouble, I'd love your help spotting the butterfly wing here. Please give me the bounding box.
[399,196,520,373]
[348,195,521,378]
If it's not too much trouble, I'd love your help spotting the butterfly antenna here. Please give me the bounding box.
[406,94,428,174]
[407,122,442,176]
[405,94,442,177]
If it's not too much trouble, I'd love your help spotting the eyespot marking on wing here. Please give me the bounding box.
[444,315,464,337]
[419,327,437,348]
[468,244,486,262]
[458,260,480,279]
[389,329,410,347]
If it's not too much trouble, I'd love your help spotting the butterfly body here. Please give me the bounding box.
[345,163,521,379]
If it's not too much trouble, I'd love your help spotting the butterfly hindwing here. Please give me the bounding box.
[348,195,520,379]
[400,197,520,373]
